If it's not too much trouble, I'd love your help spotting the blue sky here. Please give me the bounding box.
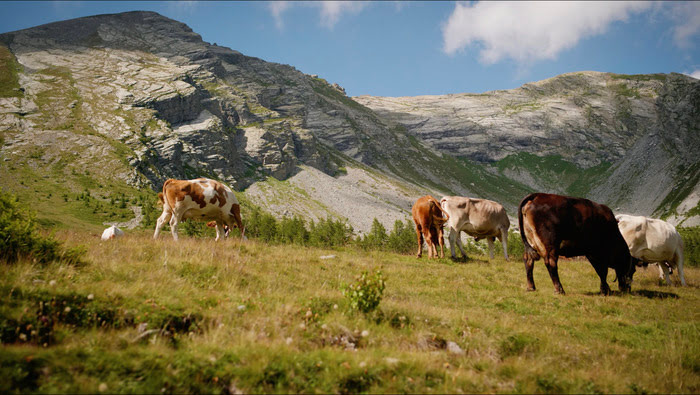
[1,1,698,97]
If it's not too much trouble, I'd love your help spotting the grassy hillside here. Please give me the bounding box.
[2,229,698,394]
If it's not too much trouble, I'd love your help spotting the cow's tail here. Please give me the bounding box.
[518,193,540,261]
[431,197,449,225]
[158,179,175,208]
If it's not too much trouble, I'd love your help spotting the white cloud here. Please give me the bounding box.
[667,1,700,48]
[442,1,652,64]
[686,70,700,80]
[167,1,198,15]
[267,1,367,30]
[318,1,367,29]
[268,1,291,30]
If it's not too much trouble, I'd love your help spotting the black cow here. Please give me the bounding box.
[518,193,636,295]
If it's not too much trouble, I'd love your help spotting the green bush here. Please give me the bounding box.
[308,217,353,248]
[276,216,308,245]
[0,189,84,265]
[342,270,386,314]
[244,206,278,242]
[357,218,388,250]
[386,219,416,254]
[678,226,700,267]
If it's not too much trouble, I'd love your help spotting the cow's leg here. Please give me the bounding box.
[455,230,468,259]
[589,257,611,295]
[673,250,686,286]
[523,252,536,291]
[154,210,172,239]
[169,215,180,241]
[486,237,495,260]
[437,228,445,258]
[423,227,435,258]
[500,228,509,261]
[215,221,225,241]
[448,227,458,259]
[415,224,423,258]
[543,250,565,294]
[659,262,672,286]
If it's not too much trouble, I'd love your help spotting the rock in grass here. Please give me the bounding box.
[446,341,465,355]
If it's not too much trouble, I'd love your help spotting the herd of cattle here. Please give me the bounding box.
[145,177,687,295]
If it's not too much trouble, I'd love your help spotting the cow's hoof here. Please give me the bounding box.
[526,287,536,292]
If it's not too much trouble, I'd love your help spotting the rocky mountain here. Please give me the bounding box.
[0,11,698,233]
[355,71,700,225]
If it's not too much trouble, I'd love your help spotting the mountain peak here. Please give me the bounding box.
[0,11,203,56]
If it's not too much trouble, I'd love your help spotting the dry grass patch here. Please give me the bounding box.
[1,231,699,393]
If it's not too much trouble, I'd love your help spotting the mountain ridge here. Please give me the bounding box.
[0,11,698,233]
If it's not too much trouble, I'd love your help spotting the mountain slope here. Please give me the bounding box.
[355,71,700,224]
[0,11,698,233]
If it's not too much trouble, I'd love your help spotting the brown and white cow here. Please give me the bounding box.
[412,195,449,259]
[518,193,635,295]
[154,178,245,241]
[616,214,686,286]
[440,196,510,261]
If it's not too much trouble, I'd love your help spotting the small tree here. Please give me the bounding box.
[359,218,388,250]
[386,219,416,254]
[309,217,353,248]
[342,269,386,314]
[277,216,309,245]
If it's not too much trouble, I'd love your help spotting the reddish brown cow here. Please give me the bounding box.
[518,193,635,295]
[412,195,449,259]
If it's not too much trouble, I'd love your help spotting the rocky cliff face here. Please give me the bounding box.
[0,11,402,191]
[355,72,700,225]
[0,11,698,232]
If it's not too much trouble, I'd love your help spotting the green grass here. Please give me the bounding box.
[1,231,698,393]
[495,152,612,197]
[610,73,667,83]
[657,161,700,219]
[0,44,22,98]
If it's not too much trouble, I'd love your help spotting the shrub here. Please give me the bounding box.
[386,219,417,254]
[358,218,388,250]
[678,226,700,267]
[342,270,386,314]
[308,217,353,248]
[245,206,278,242]
[276,216,308,245]
[0,189,84,265]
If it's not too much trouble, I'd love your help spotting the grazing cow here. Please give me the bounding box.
[412,195,449,258]
[101,225,124,241]
[154,178,245,241]
[518,193,635,295]
[440,196,510,261]
[616,214,686,286]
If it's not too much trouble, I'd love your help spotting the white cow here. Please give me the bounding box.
[101,225,124,241]
[440,196,510,260]
[616,214,686,286]
[154,178,245,241]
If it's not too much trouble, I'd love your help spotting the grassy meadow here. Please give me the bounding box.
[2,229,699,394]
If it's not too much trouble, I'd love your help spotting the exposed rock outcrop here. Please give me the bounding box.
[0,11,698,232]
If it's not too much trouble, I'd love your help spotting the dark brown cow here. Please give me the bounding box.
[518,193,635,295]
[412,195,449,259]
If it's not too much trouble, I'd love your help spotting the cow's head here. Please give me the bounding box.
[206,221,232,237]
